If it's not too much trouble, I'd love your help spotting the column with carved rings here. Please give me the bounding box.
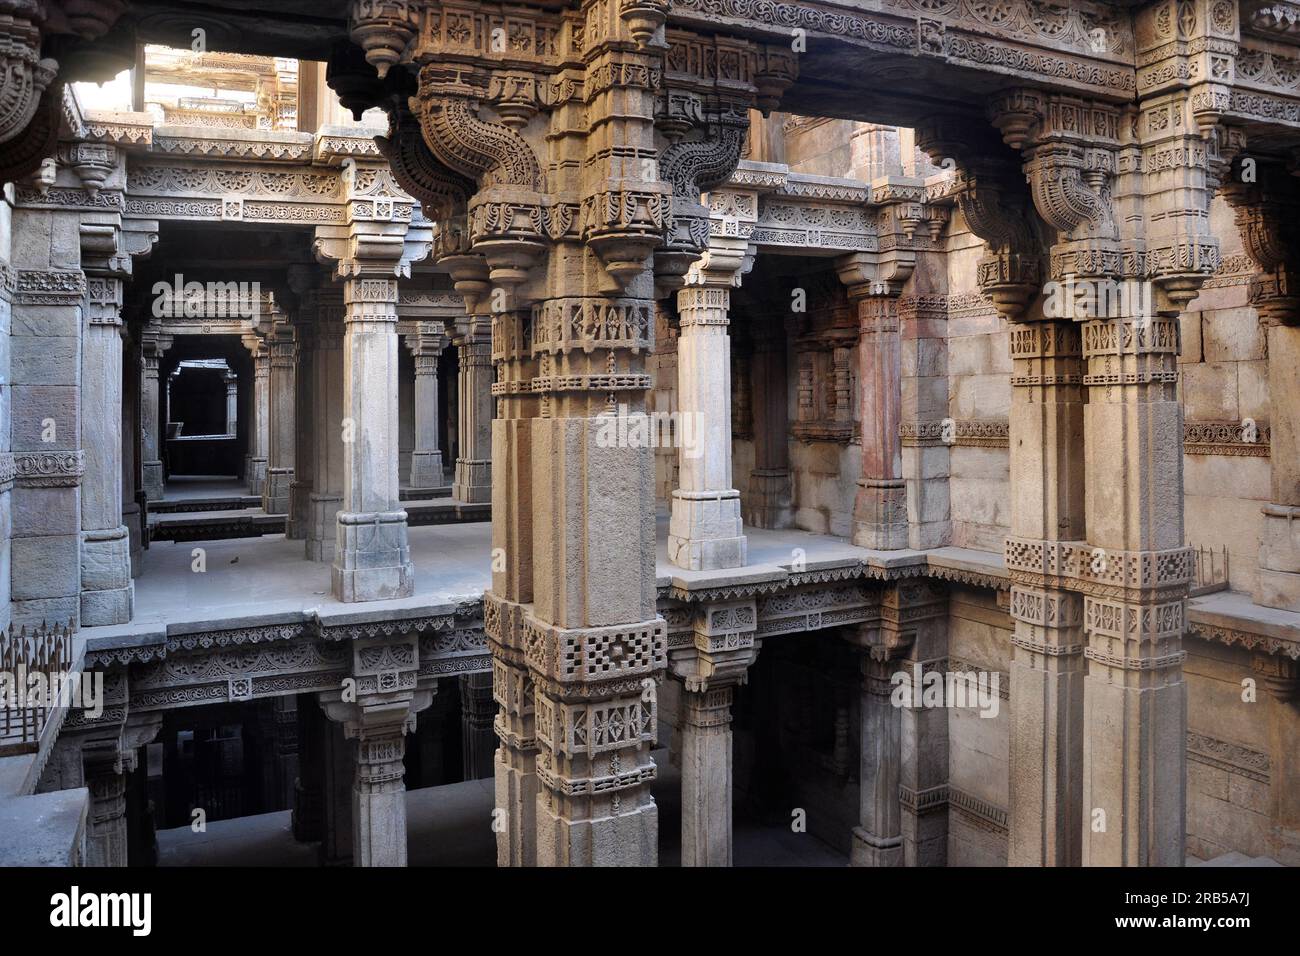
[344,0,796,864]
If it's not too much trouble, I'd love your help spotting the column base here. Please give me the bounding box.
[262,467,293,515]
[535,786,659,867]
[453,458,491,504]
[331,510,414,602]
[81,526,134,626]
[247,456,268,496]
[851,826,904,867]
[745,468,793,530]
[286,479,312,540]
[494,743,539,867]
[1256,504,1300,612]
[122,502,144,578]
[306,493,342,563]
[410,450,446,490]
[852,478,909,550]
[668,490,747,571]
[142,461,164,501]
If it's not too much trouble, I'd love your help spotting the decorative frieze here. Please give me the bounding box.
[1186,731,1271,783]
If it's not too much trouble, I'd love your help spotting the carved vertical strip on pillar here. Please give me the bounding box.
[1006,320,1087,867]
[487,300,540,866]
[453,320,492,503]
[80,275,132,625]
[332,275,413,601]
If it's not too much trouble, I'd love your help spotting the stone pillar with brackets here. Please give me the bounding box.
[311,188,432,602]
[667,234,752,571]
[986,77,1218,865]
[836,193,918,551]
[353,0,796,865]
[669,598,760,866]
[407,323,450,489]
[318,629,434,867]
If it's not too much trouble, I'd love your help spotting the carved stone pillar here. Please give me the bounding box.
[452,319,492,504]
[121,327,142,577]
[1006,321,1087,867]
[224,371,238,436]
[390,0,792,866]
[669,598,759,867]
[838,235,916,551]
[84,746,128,867]
[1253,655,1299,863]
[319,657,432,866]
[80,274,133,625]
[307,288,345,562]
[746,316,792,529]
[850,290,906,550]
[408,325,449,489]
[985,81,1209,866]
[459,672,496,780]
[1078,312,1189,868]
[849,651,903,867]
[885,583,950,866]
[262,312,296,516]
[332,273,414,601]
[668,243,750,571]
[140,330,170,501]
[242,332,269,496]
[286,317,314,539]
